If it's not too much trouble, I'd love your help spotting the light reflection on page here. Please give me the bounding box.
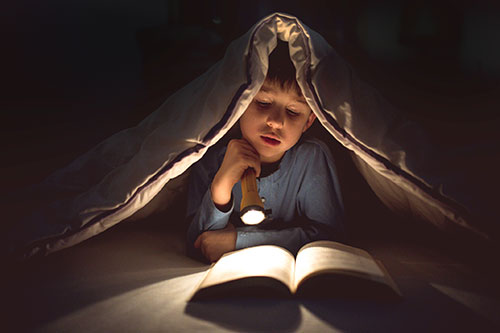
[200,245,295,290]
[295,241,385,290]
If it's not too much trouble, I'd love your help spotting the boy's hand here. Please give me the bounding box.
[194,223,237,262]
[211,139,260,209]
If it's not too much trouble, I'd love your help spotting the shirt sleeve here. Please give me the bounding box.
[185,145,233,257]
[296,141,346,241]
[235,220,335,255]
[186,188,234,255]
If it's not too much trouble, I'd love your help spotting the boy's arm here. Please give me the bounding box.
[186,188,234,246]
[185,146,233,259]
[235,220,337,255]
[186,159,236,259]
[186,139,261,261]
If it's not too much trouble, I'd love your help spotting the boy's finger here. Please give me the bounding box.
[248,158,261,177]
[238,144,259,160]
[240,138,259,154]
[200,243,205,256]
[194,235,201,249]
[247,162,260,178]
[254,164,261,178]
[242,160,260,178]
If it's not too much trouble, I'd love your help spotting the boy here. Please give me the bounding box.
[186,42,345,263]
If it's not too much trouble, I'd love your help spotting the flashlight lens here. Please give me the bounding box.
[241,209,265,225]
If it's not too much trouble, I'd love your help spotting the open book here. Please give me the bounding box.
[191,240,401,300]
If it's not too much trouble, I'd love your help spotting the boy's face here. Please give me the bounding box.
[240,80,316,163]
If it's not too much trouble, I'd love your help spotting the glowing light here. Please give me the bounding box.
[241,209,266,225]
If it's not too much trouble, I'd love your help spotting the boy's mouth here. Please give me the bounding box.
[260,135,281,146]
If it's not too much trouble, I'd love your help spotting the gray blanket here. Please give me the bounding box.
[7,13,498,259]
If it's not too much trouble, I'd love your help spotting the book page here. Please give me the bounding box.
[294,241,386,291]
[198,245,296,292]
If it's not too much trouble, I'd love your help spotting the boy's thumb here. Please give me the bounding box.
[194,235,201,249]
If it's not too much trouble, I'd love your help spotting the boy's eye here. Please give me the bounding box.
[256,100,271,108]
[286,109,299,116]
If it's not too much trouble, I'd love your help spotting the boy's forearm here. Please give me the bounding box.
[235,222,338,255]
[210,176,233,212]
[187,188,234,249]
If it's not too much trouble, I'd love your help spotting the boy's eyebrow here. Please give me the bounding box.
[260,84,309,106]
[295,97,308,105]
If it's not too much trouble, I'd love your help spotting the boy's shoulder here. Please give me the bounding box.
[283,137,335,171]
[292,137,332,159]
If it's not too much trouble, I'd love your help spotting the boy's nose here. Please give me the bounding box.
[266,107,284,129]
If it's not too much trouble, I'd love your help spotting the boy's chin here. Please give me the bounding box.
[259,151,285,164]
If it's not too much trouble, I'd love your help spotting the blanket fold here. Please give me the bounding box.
[7,12,498,259]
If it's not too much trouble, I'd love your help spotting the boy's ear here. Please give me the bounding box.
[302,111,316,133]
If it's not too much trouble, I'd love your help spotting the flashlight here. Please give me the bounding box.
[240,168,265,225]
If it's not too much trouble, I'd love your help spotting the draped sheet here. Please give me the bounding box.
[8,13,497,259]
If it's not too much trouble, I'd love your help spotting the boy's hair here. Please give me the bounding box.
[266,40,301,95]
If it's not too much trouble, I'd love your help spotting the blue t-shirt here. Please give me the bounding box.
[186,137,345,257]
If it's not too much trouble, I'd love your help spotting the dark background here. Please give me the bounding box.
[1,0,499,222]
[3,4,500,330]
